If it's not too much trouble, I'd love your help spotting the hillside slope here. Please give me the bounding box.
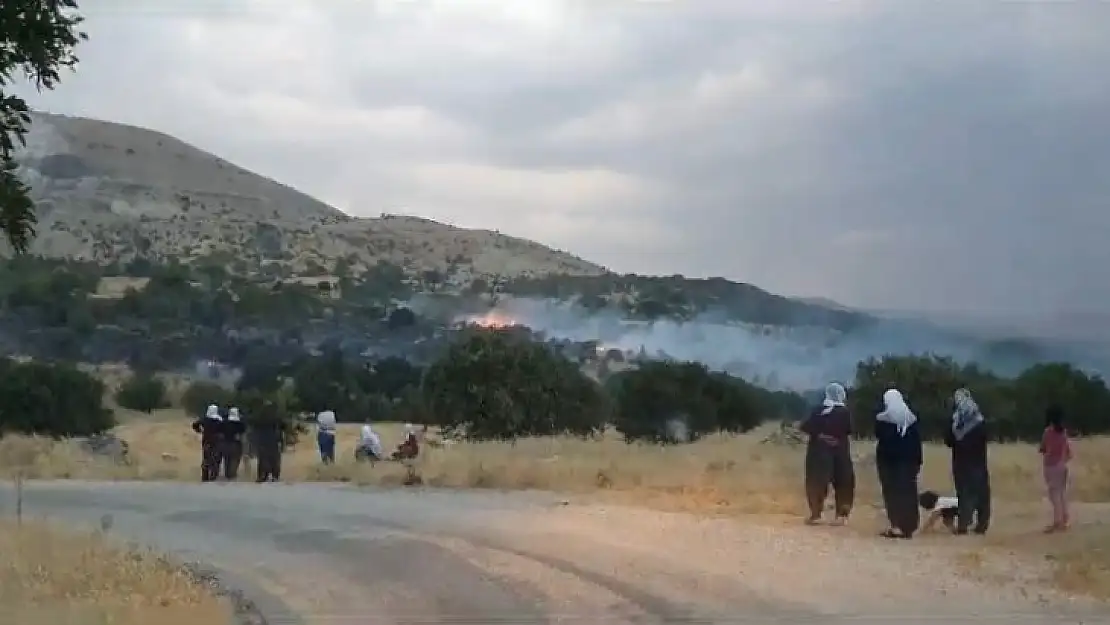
[11,112,604,280]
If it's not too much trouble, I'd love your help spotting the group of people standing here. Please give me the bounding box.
[801,384,1073,539]
[191,404,285,482]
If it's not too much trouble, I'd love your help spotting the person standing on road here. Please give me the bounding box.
[316,410,337,464]
[252,402,286,483]
[944,388,991,535]
[191,404,224,482]
[221,407,246,480]
[1039,404,1072,533]
[799,382,855,526]
[874,389,923,539]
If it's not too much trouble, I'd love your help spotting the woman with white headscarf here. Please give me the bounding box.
[944,388,991,534]
[799,382,855,525]
[191,404,224,482]
[874,389,923,538]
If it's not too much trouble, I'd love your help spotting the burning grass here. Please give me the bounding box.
[0,517,230,625]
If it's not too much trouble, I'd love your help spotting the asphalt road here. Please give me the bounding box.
[2,481,1106,625]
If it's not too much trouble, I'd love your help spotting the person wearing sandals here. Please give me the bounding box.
[874,389,923,539]
[800,382,855,526]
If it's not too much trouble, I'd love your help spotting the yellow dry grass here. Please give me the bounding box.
[4,415,1110,599]
[0,517,230,625]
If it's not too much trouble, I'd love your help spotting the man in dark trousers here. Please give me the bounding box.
[251,401,286,483]
[191,404,224,482]
[221,407,246,480]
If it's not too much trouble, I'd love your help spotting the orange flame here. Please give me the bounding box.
[467,311,517,329]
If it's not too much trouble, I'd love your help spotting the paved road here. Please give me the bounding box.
[2,481,1106,625]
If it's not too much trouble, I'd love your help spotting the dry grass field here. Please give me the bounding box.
[3,413,1110,600]
[0,517,230,625]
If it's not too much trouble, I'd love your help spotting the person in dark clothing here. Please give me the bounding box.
[874,389,923,539]
[944,388,991,535]
[799,382,855,525]
[191,404,224,482]
[221,407,246,480]
[251,403,286,483]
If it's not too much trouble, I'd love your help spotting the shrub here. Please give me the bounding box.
[423,328,608,440]
[0,358,115,437]
[179,380,235,419]
[115,373,170,413]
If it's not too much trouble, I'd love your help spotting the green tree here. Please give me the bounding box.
[180,380,235,419]
[422,328,608,440]
[0,358,114,437]
[610,361,763,443]
[1,0,87,252]
[115,373,170,413]
[1010,363,1110,437]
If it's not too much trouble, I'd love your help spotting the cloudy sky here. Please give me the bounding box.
[14,0,1110,315]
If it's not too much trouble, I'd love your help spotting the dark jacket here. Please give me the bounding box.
[191,417,223,446]
[249,420,286,452]
[223,419,246,444]
[800,405,852,448]
[874,420,923,467]
[944,421,989,469]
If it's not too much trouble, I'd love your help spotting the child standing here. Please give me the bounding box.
[1039,405,1073,533]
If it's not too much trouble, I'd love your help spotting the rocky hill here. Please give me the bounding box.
[11,112,604,281]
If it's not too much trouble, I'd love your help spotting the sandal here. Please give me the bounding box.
[879,529,901,538]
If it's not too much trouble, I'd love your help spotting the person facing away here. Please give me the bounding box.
[357,420,383,463]
[250,402,285,483]
[944,388,991,535]
[394,423,421,460]
[799,382,855,526]
[873,388,923,539]
[918,490,960,533]
[191,404,224,482]
[1039,404,1073,533]
[316,410,337,464]
[221,407,246,480]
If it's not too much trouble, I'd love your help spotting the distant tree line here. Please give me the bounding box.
[10,329,1105,445]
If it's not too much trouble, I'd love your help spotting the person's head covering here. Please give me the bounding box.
[820,382,847,415]
[227,407,240,422]
[951,388,984,441]
[205,404,222,420]
[317,410,336,427]
[404,423,416,436]
[876,389,917,436]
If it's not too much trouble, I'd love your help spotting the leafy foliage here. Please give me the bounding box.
[115,373,170,413]
[1,0,86,252]
[609,361,764,443]
[0,358,113,437]
[850,354,1110,442]
[422,328,609,440]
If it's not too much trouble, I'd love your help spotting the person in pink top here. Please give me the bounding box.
[1039,405,1073,533]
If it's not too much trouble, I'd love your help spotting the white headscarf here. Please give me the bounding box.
[317,410,337,433]
[205,404,222,420]
[952,388,984,441]
[227,407,240,422]
[359,423,382,456]
[821,382,847,415]
[876,389,917,436]
[404,423,416,437]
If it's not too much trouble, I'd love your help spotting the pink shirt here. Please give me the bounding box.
[1040,427,1072,467]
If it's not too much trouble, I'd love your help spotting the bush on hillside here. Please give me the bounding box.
[610,361,763,443]
[422,328,609,440]
[0,359,115,437]
[115,373,170,413]
[180,380,235,419]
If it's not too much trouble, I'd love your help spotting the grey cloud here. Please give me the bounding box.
[12,0,1110,317]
